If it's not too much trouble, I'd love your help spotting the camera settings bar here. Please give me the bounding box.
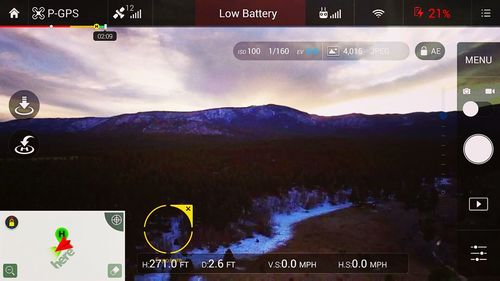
[233,42,410,61]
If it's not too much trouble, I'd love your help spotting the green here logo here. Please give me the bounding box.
[50,227,76,269]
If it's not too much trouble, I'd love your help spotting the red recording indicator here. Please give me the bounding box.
[413,7,452,19]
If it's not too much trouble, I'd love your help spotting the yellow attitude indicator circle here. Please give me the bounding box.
[143,204,194,254]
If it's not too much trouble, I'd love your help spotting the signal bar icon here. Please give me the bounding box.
[330,9,342,19]
[130,9,142,19]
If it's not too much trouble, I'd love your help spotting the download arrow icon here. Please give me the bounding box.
[19,96,30,109]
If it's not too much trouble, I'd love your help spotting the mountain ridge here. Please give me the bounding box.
[0,104,460,138]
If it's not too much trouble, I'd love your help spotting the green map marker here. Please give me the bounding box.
[55,227,69,242]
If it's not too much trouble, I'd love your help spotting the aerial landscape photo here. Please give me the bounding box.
[1,28,499,281]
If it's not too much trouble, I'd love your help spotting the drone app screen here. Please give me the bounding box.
[0,0,499,281]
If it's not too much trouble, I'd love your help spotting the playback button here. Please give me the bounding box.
[469,197,489,212]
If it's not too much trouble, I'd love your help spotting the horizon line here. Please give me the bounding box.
[0,103,461,123]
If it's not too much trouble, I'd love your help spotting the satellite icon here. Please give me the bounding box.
[113,7,125,19]
[372,9,385,18]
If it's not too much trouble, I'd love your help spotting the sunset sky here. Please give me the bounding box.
[0,27,499,121]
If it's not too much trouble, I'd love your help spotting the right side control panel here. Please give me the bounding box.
[457,42,500,279]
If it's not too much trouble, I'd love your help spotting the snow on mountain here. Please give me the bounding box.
[0,104,456,138]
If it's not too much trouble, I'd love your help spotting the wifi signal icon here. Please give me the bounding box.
[372,9,385,18]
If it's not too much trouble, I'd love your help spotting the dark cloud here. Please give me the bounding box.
[0,68,104,115]
[0,30,94,77]
[163,29,337,103]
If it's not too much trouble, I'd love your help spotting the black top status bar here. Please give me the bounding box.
[0,0,499,27]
